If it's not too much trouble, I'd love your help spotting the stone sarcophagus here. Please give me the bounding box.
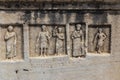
[0,1,119,80]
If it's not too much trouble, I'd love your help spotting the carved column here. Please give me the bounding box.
[62,11,71,56]
[84,13,93,54]
[66,23,71,57]
[23,22,29,61]
[0,26,1,55]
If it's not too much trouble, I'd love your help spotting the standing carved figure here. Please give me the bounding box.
[93,28,107,54]
[5,26,17,59]
[36,25,50,56]
[71,24,85,57]
[53,26,65,55]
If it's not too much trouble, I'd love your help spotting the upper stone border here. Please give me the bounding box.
[0,1,119,10]
[0,0,119,3]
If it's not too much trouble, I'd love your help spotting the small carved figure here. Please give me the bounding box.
[53,26,65,55]
[71,24,85,57]
[36,12,41,23]
[4,26,17,59]
[93,28,107,54]
[30,11,35,23]
[36,25,50,56]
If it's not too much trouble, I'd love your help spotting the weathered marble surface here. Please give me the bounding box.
[0,1,120,80]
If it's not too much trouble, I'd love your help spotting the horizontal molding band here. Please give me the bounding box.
[0,8,120,11]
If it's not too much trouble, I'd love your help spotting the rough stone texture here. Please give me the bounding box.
[0,1,120,80]
[0,0,119,2]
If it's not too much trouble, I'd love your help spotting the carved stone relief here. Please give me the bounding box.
[5,26,17,59]
[0,25,23,60]
[88,25,111,53]
[29,24,67,57]
[0,10,112,60]
[52,26,65,55]
[35,25,50,56]
[69,23,86,58]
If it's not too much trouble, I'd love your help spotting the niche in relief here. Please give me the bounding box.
[69,23,87,58]
[88,24,111,54]
[29,24,67,57]
[0,24,23,60]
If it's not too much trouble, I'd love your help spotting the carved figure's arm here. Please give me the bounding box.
[103,33,107,40]
[14,32,17,45]
[81,31,84,42]
[53,26,58,36]
[35,33,40,52]
[5,32,13,40]
[47,32,51,45]
[14,33,17,56]
[71,31,75,39]
[93,33,98,44]
[58,34,64,40]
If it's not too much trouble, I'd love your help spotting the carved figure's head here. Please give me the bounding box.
[76,24,82,31]
[98,28,103,33]
[41,25,46,31]
[8,26,14,32]
[58,27,62,33]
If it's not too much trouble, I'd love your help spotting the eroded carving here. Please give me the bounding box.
[4,26,17,59]
[93,28,107,54]
[53,26,65,55]
[36,25,50,56]
[88,25,111,54]
[71,24,85,57]
[29,24,67,57]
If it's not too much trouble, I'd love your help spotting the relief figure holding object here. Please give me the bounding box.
[71,24,85,57]
[5,26,17,59]
[53,26,65,55]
